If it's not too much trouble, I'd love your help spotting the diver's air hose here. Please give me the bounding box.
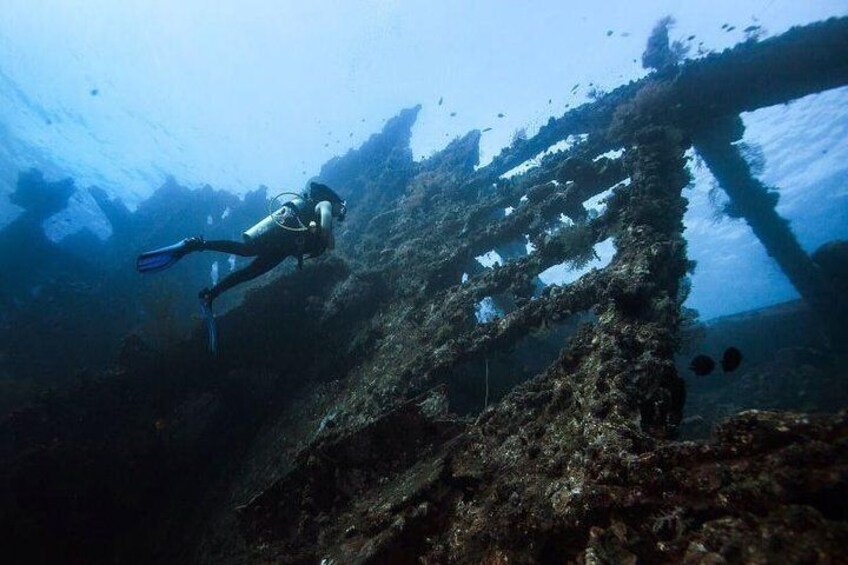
[268,192,310,232]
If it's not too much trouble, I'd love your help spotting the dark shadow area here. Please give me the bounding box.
[0,106,423,563]
[678,299,848,439]
[446,313,594,416]
[0,170,270,383]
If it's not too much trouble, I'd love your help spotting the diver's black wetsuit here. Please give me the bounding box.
[198,182,345,303]
[137,182,345,305]
[200,238,298,301]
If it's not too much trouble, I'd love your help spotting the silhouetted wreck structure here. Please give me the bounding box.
[3,17,847,565]
[228,18,848,563]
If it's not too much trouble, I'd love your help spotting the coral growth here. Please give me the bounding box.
[642,16,690,70]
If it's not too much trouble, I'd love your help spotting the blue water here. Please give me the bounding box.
[2,2,847,322]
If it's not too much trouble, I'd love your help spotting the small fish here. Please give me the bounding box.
[744,25,761,34]
[571,83,580,92]
[687,35,696,41]
[90,88,99,96]
[606,30,613,37]
[726,26,736,32]
[482,127,492,132]
[720,347,743,372]
[450,111,457,117]
[438,96,443,106]
[497,113,505,118]
[689,354,715,376]
[721,23,729,30]
[621,32,630,37]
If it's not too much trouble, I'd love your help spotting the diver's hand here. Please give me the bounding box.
[308,221,319,235]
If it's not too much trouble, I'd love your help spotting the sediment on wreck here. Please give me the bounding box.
[400,126,692,562]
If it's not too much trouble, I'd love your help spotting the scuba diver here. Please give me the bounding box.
[136,182,346,351]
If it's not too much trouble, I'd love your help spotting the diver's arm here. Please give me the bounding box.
[315,200,335,250]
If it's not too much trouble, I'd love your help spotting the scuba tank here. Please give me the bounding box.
[243,195,310,248]
[243,183,343,256]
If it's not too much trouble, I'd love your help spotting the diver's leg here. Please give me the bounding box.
[201,239,259,257]
[203,253,285,302]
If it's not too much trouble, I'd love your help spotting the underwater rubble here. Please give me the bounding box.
[1,16,847,565]
[243,403,848,563]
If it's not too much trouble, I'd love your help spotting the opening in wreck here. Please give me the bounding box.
[447,134,664,416]
[674,85,848,437]
[445,311,596,416]
[433,68,847,439]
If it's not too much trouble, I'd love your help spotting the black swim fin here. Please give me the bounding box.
[201,301,217,354]
[136,237,202,273]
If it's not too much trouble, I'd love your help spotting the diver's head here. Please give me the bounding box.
[308,181,346,221]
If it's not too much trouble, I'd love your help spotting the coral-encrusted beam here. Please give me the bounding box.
[470,17,848,187]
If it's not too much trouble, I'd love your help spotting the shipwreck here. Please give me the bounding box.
[2,16,847,565]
